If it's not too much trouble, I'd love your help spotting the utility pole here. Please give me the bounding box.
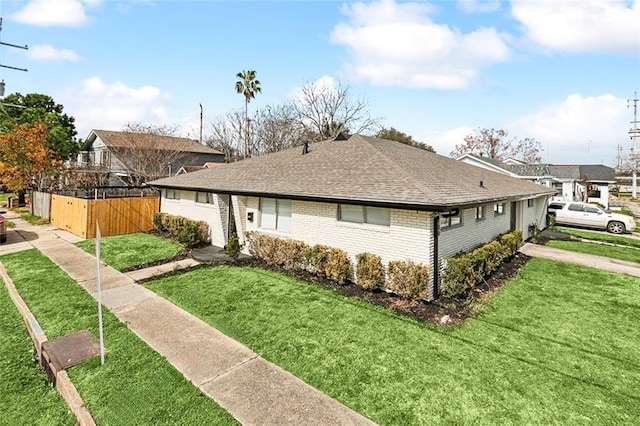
[199,103,203,144]
[0,17,28,97]
[629,92,640,198]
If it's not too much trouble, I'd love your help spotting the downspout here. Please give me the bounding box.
[227,194,232,244]
[432,215,440,300]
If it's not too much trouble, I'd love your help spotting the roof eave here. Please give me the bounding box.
[149,184,553,212]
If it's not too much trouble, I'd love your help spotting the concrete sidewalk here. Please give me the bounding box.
[519,242,640,277]
[1,218,374,426]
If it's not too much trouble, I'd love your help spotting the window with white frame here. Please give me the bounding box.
[196,191,215,204]
[260,198,292,233]
[494,202,505,216]
[475,206,485,221]
[527,198,535,208]
[440,209,462,229]
[338,204,390,226]
[166,189,180,200]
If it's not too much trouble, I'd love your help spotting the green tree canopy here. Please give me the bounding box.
[376,127,435,152]
[0,93,79,160]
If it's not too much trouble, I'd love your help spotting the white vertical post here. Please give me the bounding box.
[95,221,105,365]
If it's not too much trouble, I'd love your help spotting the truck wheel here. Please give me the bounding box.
[607,221,625,234]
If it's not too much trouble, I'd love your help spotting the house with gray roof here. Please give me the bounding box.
[149,134,554,298]
[459,154,615,208]
[77,129,225,185]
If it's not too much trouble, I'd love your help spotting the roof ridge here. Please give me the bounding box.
[354,135,438,202]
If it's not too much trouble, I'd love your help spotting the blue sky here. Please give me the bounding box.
[1,0,638,166]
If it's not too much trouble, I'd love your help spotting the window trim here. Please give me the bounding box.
[259,198,292,233]
[196,191,215,205]
[494,202,506,216]
[527,198,535,208]
[165,188,180,200]
[475,205,485,221]
[440,209,462,230]
[337,204,390,227]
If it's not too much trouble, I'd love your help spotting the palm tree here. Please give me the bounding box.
[235,70,261,158]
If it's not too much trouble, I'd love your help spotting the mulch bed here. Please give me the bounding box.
[241,253,532,326]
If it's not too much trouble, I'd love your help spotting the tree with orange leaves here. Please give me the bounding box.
[0,121,62,206]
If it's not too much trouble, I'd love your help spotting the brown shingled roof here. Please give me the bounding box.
[148,134,554,210]
[88,129,223,155]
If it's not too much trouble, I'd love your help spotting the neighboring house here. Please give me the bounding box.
[459,154,615,208]
[548,165,615,208]
[76,129,225,185]
[458,154,555,187]
[176,162,226,175]
[149,134,553,298]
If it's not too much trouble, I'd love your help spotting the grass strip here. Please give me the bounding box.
[552,226,640,248]
[1,249,237,426]
[76,233,185,271]
[547,240,640,263]
[146,262,640,425]
[0,280,76,426]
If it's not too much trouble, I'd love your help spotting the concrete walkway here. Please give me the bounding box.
[0,216,374,426]
[519,242,640,277]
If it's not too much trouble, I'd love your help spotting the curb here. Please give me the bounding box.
[0,262,97,426]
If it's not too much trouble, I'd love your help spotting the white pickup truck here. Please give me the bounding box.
[548,201,636,234]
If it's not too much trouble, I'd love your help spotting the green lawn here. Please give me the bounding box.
[0,282,76,425]
[1,249,237,426]
[552,226,640,248]
[547,240,640,263]
[145,261,640,425]
[76,233,185,271]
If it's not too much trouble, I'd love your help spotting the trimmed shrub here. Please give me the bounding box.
[152,212,166,231]
[356,253,384,290]
[325,247,351,283]
[441,230,523,298]
[152,213,209,248]
[245,232,278,265]
[305,244,332,276]
[245,232,308,270]
[386,260,429,299]
[279,239,309,271]
[224,233,242,260]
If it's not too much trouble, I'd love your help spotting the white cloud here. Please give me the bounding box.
[330,0,511,89]
[286,75,337,103]
[10,0,101,27]
[507,93,631,166]
[511,0,640,54]
[457,0,500,13]
[63,77,173,138]
[27,44,79,62]
[418,126,473,156]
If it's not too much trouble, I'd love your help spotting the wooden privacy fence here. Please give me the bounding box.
[50,194,159,239]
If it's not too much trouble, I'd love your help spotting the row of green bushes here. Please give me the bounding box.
[152,212,210,248]
[440,230,522,297]
[245,232,430,299]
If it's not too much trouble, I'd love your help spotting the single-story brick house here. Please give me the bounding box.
[148,134,554,297]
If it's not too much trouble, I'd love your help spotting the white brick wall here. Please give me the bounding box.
[246,198,433,265]
[160,189,226,246]
[438,203,511,260]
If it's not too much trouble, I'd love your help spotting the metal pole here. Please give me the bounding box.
[95,222,105,365]
[630,92,639,198]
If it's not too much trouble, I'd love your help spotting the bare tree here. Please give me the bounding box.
[450,128,543,163]
[288,79,382,141]
[59,164,111,190]
[109,123,188,185]
[206,111,244,162]
[253,104,307,155]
